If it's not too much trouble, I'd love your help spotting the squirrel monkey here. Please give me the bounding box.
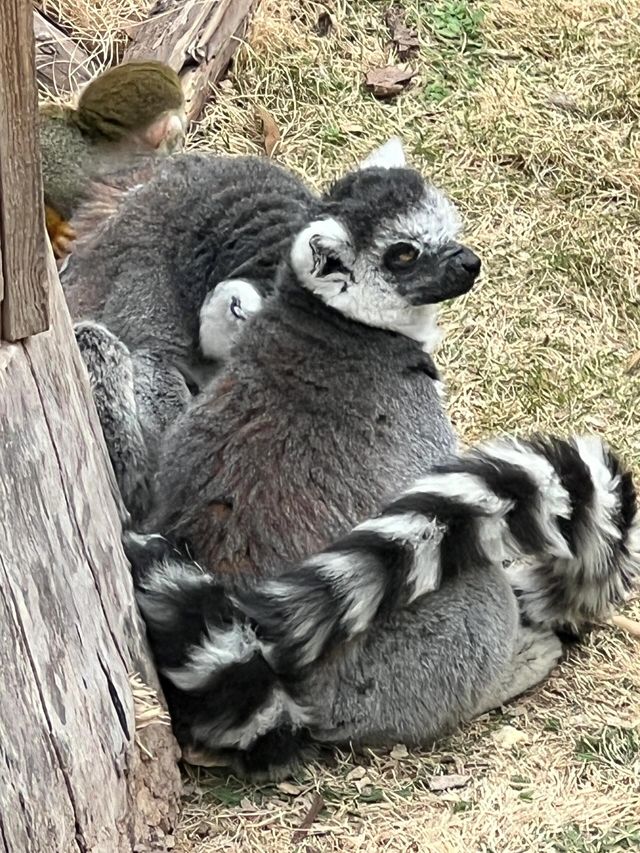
[40,60,187,259]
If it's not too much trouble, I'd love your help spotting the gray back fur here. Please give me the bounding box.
[62,153,320,378]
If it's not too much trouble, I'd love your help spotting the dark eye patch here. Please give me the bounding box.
[230,296,245,320]
[383,242,420,272]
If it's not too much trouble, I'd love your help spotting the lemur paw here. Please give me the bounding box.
[511,627,564,696]
[74,320,129,361]
[123,531,173,577]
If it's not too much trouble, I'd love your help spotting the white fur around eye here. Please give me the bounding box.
[290,217,442,351]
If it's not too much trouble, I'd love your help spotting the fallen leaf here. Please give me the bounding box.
[492,725,529,749]
[346,765,367,783]
[277,781,304,796]
[546,91,582,114]
[342,122,365,133]
[353,775,372,793]
[255,106,281,156]
[385,6,420,59]
[364,65,418,98]
[316,10,333,37]
[390,743,409,760]
[428,773,471,792]
[291,793,325,844]
[390,743,409,761]
[625,350,640,374]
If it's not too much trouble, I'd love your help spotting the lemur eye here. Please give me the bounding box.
[383,242,420,271]
[230,296,246,320]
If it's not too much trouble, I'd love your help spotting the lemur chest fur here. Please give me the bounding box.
[151,289,456,582]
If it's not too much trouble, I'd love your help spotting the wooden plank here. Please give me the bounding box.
[0,0,49,341]
[0,4,181,845]
[0,551,84,852]
[123,0,260,120]
[0,253,181,850]
[0,238,3,339]
[33,11,99,97]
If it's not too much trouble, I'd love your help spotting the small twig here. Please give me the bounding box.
[291,792,325,844]
[609,613,640,638]
[33,11,100,98]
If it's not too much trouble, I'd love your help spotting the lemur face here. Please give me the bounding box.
[290,139,481,349]
[199,279,263,362]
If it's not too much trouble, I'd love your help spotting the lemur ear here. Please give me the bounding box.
[290,218,355,291]
[359,137,407,170]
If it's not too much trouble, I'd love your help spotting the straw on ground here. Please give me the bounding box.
[47,0,640,849]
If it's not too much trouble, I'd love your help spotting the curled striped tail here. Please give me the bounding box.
[500,435,640,633]
[234,434,639,674]
[129,434,639,776]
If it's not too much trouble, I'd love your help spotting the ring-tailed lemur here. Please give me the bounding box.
[62,151,316,517]
[63,139,466,522]
[144,140,479,577]
[128,433,639,780]
[61,151,321,384]
[66,162,267,372]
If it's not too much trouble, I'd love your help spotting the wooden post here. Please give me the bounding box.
[0,0,49,341]
[0,6,182,851]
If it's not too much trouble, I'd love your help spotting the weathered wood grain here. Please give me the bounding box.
[33,11,100,97]
[0,0,50,341]
[0,249,181,850]
[1,6,185,847]
[123,0,260,119]
[0,239,4,337]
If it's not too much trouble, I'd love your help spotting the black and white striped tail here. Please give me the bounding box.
[129,434,639,777]
[500,435,639,633]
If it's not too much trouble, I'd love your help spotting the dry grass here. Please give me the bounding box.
[40,0,150,61]
[47,0,640,849]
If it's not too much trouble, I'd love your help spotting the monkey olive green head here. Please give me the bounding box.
[73,60,186,144]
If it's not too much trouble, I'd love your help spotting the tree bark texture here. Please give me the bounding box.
[0,256,181,852]
[123,0,260,120]
[33,11,100,98]
[0,0,50,341]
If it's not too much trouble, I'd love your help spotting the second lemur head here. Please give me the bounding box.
[199,279,264,362]
[289,138,481,351]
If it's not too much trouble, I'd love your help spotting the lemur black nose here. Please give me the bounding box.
[431,243,482,302]
[458,247,481,277]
